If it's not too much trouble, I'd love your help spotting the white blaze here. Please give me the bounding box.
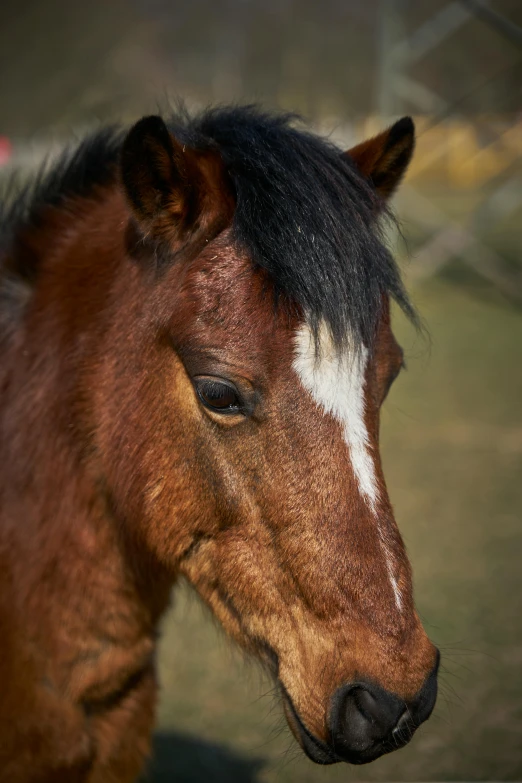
[293,321,378,511]
[293,320,403,611]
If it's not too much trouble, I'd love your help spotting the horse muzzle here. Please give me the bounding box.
[282,651,439,765]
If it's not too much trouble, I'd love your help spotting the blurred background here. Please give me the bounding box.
[1,1,521,780]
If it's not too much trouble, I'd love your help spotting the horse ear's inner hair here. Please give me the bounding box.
[0,105,417,352]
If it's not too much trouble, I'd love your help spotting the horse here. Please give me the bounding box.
[0,105,439,781]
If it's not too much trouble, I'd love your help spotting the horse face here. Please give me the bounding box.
[152,243,436,764]
[114,113,438,764]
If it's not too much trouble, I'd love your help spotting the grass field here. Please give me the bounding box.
[145,278,522,782]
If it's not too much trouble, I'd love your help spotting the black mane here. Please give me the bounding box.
[1,106,415,348]
[0,127,122,290]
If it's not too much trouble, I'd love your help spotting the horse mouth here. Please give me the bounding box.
[281,685,340,765]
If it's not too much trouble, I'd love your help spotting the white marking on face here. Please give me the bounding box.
[293,321,378,511]
[293,320,403,612]
[383,553,403,612]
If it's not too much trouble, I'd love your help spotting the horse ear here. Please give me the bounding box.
[120,115,232,250]
[344,117,415,199]
[121,115,188,224]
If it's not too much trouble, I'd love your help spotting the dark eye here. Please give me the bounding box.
[380,364,402,405]
[194,377,243,415]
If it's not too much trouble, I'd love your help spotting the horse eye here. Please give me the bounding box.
[194,378,242,414]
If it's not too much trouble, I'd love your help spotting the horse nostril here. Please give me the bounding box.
[330,683,405,759]
[392,709,415,745]
[328,657,439,764]
[343,687,382,751]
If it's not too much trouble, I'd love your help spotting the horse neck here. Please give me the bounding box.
[0,187,172,629]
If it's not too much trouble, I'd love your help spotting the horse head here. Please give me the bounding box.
[98,108,440,765]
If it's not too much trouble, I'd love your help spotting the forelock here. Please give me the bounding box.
[168,105,416,353]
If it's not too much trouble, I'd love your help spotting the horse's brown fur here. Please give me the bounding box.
[0,113,436,780]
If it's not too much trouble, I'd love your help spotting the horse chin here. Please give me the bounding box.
[280,686,340,765]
